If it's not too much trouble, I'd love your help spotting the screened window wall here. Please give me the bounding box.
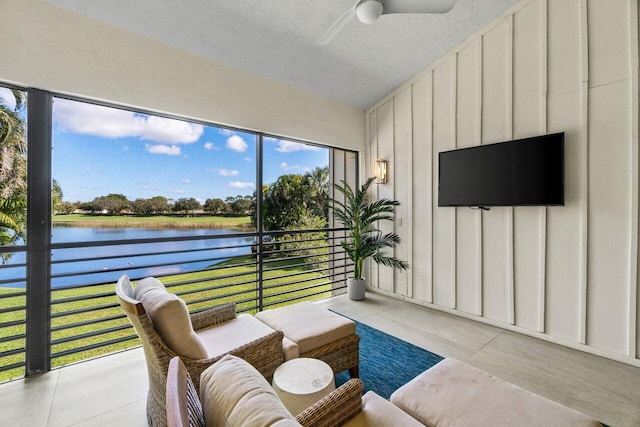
[0,87,357,382]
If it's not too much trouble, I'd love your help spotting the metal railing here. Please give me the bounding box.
[0,245,27,381]
[0,227,353,382]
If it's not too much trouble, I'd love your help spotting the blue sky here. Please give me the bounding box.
[51,98,329,203]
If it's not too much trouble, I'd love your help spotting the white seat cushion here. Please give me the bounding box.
[200,354,301,427]
[136,283,208,360]
[255,302,355,354]
[343,391,423,427]
[282,336,300,361]
[197,314,296,359]
[390,358,602,427]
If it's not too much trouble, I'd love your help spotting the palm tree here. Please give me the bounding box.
[0,196,26,244]
[0,89,27,260]
[307,166,329,217]
[330,177,408,281]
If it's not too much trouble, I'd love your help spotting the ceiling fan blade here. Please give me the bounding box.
[317,3,358,46]
[382,0,456,15]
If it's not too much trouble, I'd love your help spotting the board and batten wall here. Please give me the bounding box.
[366,0,640,366]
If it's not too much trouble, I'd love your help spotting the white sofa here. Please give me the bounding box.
[167,354,601,427]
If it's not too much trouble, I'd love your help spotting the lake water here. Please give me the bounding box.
[0,226,255,288]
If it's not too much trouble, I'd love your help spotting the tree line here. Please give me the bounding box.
[58,166,331,233]
[57,194,254,216]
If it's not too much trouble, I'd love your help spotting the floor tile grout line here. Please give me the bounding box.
[66,398,148,427]
[46,371,61,427]
[470,330,504,358]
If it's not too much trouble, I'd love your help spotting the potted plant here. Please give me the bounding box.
[330,177,409,300]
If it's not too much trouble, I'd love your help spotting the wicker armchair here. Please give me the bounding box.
[116,275,284,426]
[166,356,364,427]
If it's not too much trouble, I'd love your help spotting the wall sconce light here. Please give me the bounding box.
[374,159,387,184]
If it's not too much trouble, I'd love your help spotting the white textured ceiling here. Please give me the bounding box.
[44,0,520,110]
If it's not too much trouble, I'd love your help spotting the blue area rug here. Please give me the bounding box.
[334,318,444,399]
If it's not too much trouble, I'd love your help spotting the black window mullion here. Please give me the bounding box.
[25,89,53,376]
[256,134,264,311]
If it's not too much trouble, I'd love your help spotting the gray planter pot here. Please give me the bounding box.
[347,278,366,301]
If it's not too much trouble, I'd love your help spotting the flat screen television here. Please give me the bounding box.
[438,132,564,208]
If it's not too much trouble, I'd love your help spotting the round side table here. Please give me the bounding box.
[272,357,335,416]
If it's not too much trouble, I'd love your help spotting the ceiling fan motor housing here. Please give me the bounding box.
[356,0,384,24]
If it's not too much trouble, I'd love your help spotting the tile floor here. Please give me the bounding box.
[2,292,639,426]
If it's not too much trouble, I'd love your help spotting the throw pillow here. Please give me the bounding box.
[200,355,301,427]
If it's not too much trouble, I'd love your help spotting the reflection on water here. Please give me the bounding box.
[0,226,254,288]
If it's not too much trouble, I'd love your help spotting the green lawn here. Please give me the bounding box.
[0,255,332,383]
[53,214,253,230]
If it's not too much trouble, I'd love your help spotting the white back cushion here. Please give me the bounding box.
[136,281,207,360]
[200,355,301,427]
[133,276,165,300]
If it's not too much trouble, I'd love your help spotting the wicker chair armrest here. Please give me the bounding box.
[183,330,284,391]
[295,379,364,427]
[190,303,236,330]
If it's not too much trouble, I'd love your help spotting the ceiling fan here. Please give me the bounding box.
[317,0,457,45]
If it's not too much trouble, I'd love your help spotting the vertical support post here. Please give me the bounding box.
[25,89,52,376]
[256,134,264,311]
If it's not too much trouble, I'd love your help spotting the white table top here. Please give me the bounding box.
[272,358,335,415]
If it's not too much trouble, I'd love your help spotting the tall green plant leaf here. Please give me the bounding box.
[329,177,408,279]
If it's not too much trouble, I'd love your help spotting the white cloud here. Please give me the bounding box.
[280,162,311,172]
[148,266,181,276]
[219,128,233,136]
[264,137,279,144]
[0,88,17,110]
[145,144,181,155]
[226,135,248,152]
[204,142,218,150]
[172,189,185,194]
[219,169,239,177]
[143,115,203,143]
[180,178,191,184]
[228,181,255,189]
[54,98,204,143]
[275,140,321,153]
[244,157,252,162]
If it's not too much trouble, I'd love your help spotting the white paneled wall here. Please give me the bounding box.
[366,0,640,366]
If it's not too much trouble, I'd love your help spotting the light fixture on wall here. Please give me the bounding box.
[374,159,387,184]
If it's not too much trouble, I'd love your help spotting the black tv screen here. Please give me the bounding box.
[438,133,564,207]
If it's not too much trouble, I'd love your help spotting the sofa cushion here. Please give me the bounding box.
[343,391,423,427]
[390,358,602,427]
[200,354,301,427]
[136,284,207,360]
[255,302,355,354]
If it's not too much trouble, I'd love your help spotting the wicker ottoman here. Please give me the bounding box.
[256,302,360,377]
